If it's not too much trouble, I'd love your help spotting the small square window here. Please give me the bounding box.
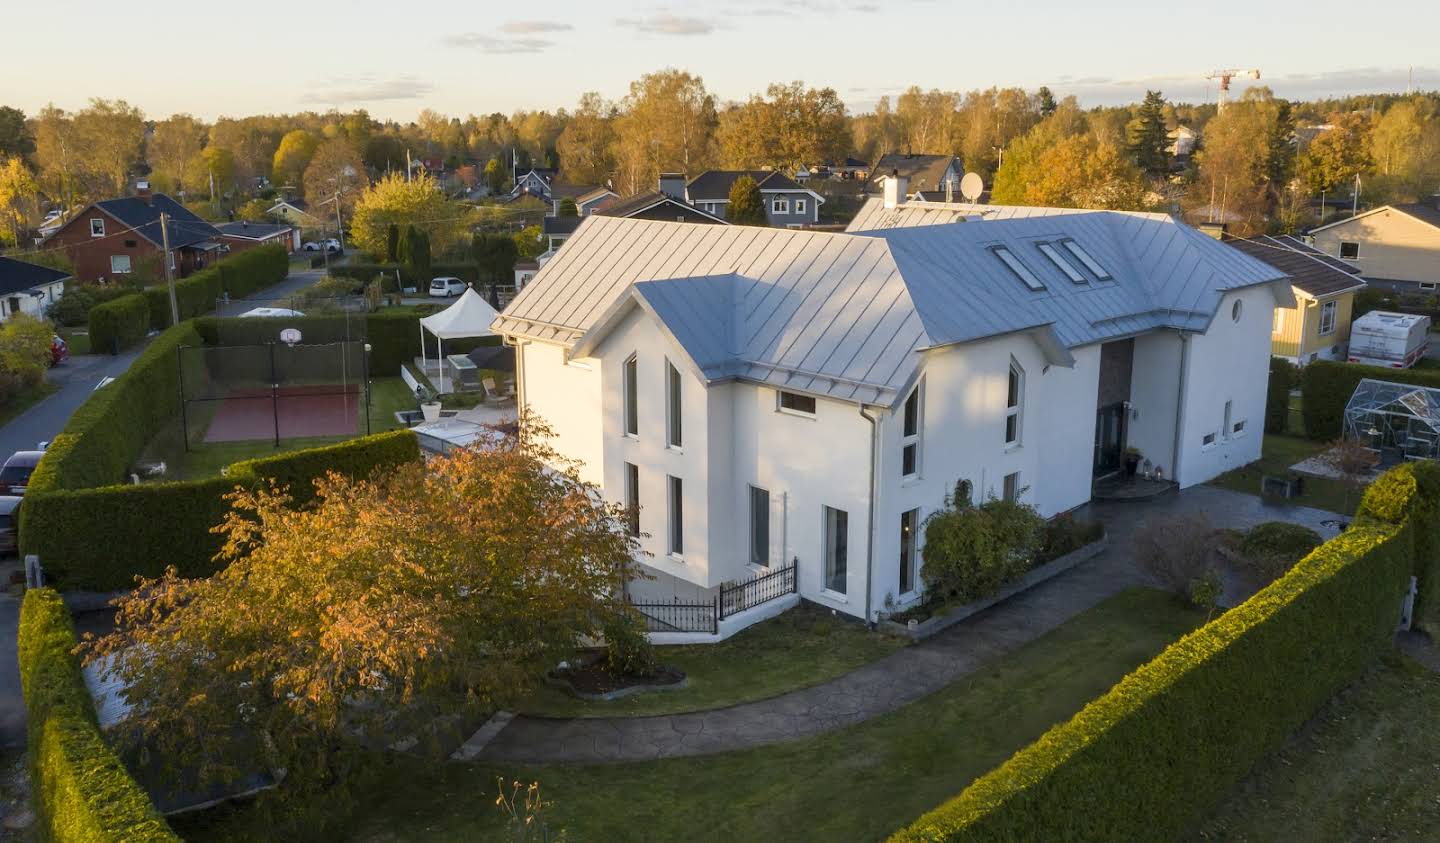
[110,255,132,274]
[89,218,105,237]
[1203,432,1217,447]
[772,198,790,215]
[1233,419,1247,435]
[778,391,816,415]
[1339,241,1360,260]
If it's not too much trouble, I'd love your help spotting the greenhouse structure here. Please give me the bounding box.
[1343,378,1440,465]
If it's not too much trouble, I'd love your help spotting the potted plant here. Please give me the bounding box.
[1124,446,1142,477]
[416,384,442,422]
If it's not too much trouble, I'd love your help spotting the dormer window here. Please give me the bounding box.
[992,246,1045,291]
[1061,240,1112,281]
[1037,242,1086,284]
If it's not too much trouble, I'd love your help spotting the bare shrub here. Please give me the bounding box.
[1132,514,1218,602]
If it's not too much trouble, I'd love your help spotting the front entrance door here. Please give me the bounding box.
[1094,403,1126,477]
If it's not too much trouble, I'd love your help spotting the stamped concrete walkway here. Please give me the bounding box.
[475,486,1340,765]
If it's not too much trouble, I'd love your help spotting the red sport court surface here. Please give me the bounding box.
[201,384,361,442]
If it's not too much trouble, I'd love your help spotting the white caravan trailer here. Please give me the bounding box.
[1348,311,1432,368]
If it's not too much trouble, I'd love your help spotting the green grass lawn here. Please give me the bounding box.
[368,376,416,432]
[517,604,908,718]
[1208,433,1360,515]
[0,381,56,428]
[58,328,91,356]
[1195,654,1440,841]
[174,436,352,479]
[176,588,1205,842]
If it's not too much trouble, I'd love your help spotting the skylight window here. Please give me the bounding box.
[1061,240,1113,281]
[991,246,1046,292]
[1037,242,1086,284]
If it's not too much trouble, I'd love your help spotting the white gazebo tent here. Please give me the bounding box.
[419,287,500,393]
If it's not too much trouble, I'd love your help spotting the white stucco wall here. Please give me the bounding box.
[517,339,604,486]
[1128,330,1183,479]
[1174,287,1272,486]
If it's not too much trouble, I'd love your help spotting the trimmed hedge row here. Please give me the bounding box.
[23,431,421,591]
[19,588,179,841]
[1358,461,1440,634]
[891,466,1426,842]
[330,261,491,288]
[1265,357,1297,434]
[1300,359,1440,441]
[87,293,150,355]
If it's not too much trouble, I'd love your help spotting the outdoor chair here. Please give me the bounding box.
[483,377,515,407]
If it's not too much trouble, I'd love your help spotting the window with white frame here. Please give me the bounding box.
[899,508,919,595]
[778,390,816,415]
[795,198,808,216]
[1339,241,1360,260]
[1233,418,1247,436]
[665,360,682,448]
[667,475,683,557]
[901,382,922,478]
[1319,300,1337,335]
[1005,360,1024,446]
[89,218,104,237]
[749,485,770,567]
[110,255,132,274]
[1203,432,1217,447]
[623,354,638,436]
[772,197,790,215]
[1002,472,1020,503]
[1421,282,1439,292]
[823,505,848,593]
[624,463,640,537]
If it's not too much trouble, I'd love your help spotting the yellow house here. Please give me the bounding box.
[1227,235,1367,365]
[1309,202,1440,294]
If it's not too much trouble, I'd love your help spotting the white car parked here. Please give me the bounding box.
[429,277,466,297]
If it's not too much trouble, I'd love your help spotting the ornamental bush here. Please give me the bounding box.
[1239,521,1323,583]
[19,588,178,842]
[921,497,1045,604]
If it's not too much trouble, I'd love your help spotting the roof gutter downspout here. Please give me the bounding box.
[1171,331,1191,485]
[859,403,879,628]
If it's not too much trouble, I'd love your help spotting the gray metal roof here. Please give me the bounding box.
[846,198,1088,232]
[496,208,1288,406]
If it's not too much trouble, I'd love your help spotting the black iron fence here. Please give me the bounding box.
[631,558,798,635]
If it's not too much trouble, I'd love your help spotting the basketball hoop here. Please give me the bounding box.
[280,328,302,346]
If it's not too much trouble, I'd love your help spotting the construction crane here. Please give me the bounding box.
[1205,68,1261,110]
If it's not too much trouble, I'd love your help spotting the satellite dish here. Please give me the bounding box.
[959,172,984,203]
[280,328,302,346]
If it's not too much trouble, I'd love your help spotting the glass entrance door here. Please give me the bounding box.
[1094,403,1126,477]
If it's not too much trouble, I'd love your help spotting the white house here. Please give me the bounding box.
[492,183,1291,628]
[0,256,68,322]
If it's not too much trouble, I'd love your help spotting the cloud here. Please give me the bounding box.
[300,75,433,104]
[1044,66,1436,107]
[727,0,879,16]
[500,20,573,33]
[443,33,554,53]
[615,13,716,35]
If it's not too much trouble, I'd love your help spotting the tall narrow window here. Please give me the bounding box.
[1005,361,1024,446]
[899,508,919,594]
[823,506,848,594]
[667,475,683,556]
[749,486,770,567]
[666,360,682,448]
[1003,472,1020,503]
[89,218,104,237]
[1223,400,1233,440]
[1319,300,1337,335]
[901,383,922,478]
[624,462,640,537]
[623,355,638,436]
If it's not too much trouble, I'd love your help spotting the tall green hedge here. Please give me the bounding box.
[19,588,179,842]
[1300,359,1440,441]
[96,245,291,337]
[330,261,483,288]
[891,465,1425,842]
[1265,357,1297,434]
[23,431,421,591]
[87,293,150,354]
[1357,461,1440,634]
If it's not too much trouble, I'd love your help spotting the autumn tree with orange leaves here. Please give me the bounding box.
[85,418,648,817]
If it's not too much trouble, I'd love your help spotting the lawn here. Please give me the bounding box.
[0,381,57,428]
[1195,654,1440,841]
[58,328,91,356]
[368,376,417,431]
[176,588,1205,842]
[1208,433,1360,515]
[517,603,908,718]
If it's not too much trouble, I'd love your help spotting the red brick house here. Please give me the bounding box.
[43,183,223,283]
[215,221,299,255]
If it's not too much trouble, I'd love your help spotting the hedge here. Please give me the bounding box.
[330,261,492,288]
[87,293,150,354]
[1300,358,1440,441]
[23,431,421,591]
[19,588,179,842]
[1264,357,1297,434]
[891,465,1426,842]
[93,245,291,338]
[1357,460,1440,635]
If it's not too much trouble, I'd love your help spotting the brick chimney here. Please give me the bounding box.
[135,180,152,204]
[883,170,908,209]
[658,173,686,200]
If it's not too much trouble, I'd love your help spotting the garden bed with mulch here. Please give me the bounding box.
[548,655,687,702]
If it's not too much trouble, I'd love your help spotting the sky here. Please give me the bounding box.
[5,0,1439,122]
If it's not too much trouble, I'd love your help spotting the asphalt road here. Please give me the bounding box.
[0,260,330,748]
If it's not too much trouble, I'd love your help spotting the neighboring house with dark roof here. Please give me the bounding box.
[266,198,322,230]
[682,170,822,227]
[508,167,560,202]
[551,184,617,217]
[43,183,223,282]
[540,186,725,255]
[494,183,1291,629]
[0,256,69,322]
[215,221,300,255]
[1310,201,1440,293]
[869,153,963,197]
[1227,234,1367,365]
